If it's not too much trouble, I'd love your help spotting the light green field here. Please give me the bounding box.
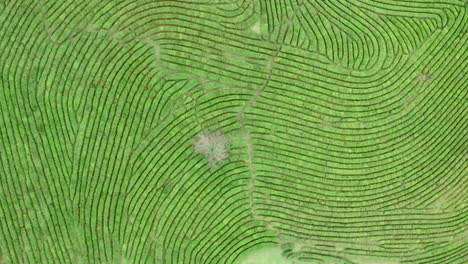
[0,0,466,263]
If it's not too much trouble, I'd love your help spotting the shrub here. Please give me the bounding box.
[193,130,230,167]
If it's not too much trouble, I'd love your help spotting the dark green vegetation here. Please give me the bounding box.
[0,0,467,263]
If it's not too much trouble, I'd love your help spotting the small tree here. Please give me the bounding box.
[193,130,230,167]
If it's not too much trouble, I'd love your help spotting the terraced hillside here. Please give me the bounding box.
[0,0,467,263]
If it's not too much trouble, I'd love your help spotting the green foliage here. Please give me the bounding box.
[0,0,466,263]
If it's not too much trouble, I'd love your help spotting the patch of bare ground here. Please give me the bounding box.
[417,72,431,82]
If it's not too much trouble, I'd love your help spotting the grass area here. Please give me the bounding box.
[0,0,466,263]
